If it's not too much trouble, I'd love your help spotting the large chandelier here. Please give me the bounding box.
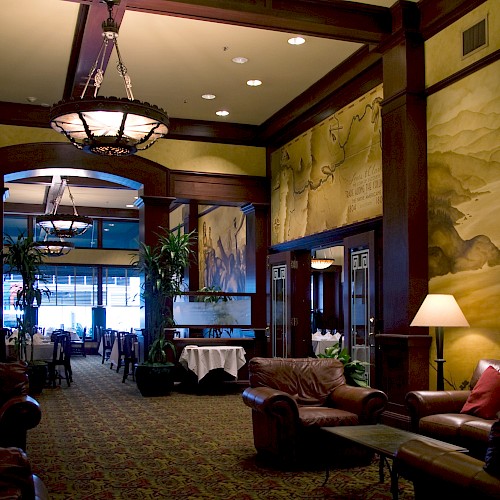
[49,0,169,156]
[36,178,93,238]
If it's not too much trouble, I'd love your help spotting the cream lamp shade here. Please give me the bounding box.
[410,294,469,327]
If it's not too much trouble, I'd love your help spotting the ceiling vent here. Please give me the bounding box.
[462,18,487,58]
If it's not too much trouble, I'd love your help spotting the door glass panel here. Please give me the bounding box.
[351,249,370,385]
[272,264,287,357]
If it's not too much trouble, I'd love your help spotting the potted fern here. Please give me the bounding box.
[317,343,369,387]
[132,227,195,396]
[2,233,51,394]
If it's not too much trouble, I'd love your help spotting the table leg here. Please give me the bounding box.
[390,463,399,500]
[322,463,330,487]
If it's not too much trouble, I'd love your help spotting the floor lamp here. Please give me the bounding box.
[410,294,469,391]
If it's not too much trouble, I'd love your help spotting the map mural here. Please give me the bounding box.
[198,206,246,293]
[270,84,383,245]
[428,61,500,328]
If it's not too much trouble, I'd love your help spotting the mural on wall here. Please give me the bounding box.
[270,84,383,245]
[198,206,246,293]
[428,60,500,328]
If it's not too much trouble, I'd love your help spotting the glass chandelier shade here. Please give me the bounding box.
[49,1,169,157]
[36,214,92,239]
[311,259,335,270]
[34,240,75,257]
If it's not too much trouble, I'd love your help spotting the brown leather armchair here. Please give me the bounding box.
[0,361,42,451]
[405,359,500,459]
[395,439,500,500]
[0,447,48,500]
[242,357,388,465]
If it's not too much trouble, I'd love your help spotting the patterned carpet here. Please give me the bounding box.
[27,356,415,499]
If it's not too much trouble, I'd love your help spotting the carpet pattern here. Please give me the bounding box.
[27,356,415,499]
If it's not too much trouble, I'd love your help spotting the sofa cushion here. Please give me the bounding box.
[298,406,358,427]
[461,366,500,420]
[484,417,500,477]
[419,413,480,442]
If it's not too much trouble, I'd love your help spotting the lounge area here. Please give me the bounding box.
[2,0,500,498]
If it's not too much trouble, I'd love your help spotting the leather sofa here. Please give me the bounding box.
[242,357,388,465]
[0,361,42,451]
[0,447,48,500]
[405,358,500,459]
[395,439,500,500]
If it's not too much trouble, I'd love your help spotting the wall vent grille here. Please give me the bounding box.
[462,19,487,57]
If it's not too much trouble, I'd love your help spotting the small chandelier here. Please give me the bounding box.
[36,178,93,238]
[311,259,335,270]
[49,0,169,156]
[34,240,75,258]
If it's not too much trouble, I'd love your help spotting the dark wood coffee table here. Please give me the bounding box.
[321,424,468,499]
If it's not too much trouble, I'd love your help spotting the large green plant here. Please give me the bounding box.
[133,227,196,364]
[317,342,369,387]
[2,233,50,362]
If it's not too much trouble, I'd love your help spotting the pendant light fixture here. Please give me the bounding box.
[34,240,75,258]
[36,177,92,239]
[49,0,169,156]
[311,259,335,270]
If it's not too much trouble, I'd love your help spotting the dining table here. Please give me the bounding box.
[6,340,54,362]
[179,345,247,382]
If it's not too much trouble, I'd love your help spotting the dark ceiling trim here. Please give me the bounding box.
[68,1,128,99]
[125,0,392,44]
[4,202,138,219]
[418,0,488,40]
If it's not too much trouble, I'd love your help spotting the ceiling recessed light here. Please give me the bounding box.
[202,94,216,100]
[288,36,305,45]
[126,204,134,208]
[247,79,262,87]
[216,110,229,117]
[232,56,248,64]
[26,97,37,103]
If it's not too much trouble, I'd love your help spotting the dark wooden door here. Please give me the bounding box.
[268,250,311,358]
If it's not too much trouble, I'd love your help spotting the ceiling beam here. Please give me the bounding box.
[125,0,392,44]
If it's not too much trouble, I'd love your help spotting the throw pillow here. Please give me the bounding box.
[460,365,500,419]
[484,414,500,477]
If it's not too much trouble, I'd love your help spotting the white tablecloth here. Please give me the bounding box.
[7,342,54,362]
[312,339,339,356]
[179,346,247,382]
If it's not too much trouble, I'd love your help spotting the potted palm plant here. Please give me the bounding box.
[2,233,51,394]
[133,226,195,396]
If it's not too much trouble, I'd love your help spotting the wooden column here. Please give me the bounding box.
[242,203,269,355]
[379,1,430,424]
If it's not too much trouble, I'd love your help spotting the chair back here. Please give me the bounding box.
[470,359,500,389]
[248,357,347,406]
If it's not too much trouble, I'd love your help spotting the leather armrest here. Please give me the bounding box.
[0,395,42,430]
[242,386,299,419]
[396,439,500,498]
[329,385,388,423]
[405,390,470,430]
[0,447,36,499]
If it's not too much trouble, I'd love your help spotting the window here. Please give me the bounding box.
[102,220,139,249]
[3,215,28,243]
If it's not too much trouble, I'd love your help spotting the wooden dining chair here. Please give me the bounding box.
[121,333,139,383]
[101,329,114,364]
[70,327,86,357]
[47,333,72,387]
